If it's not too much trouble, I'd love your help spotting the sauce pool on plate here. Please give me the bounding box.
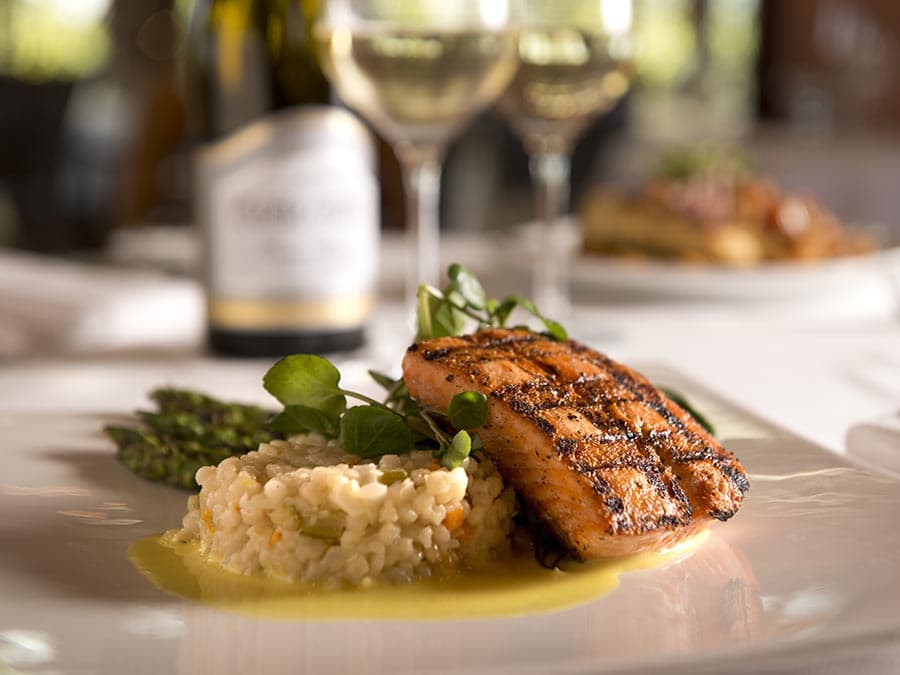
[128,529,708,620]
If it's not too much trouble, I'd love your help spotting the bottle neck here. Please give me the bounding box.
[185,0,330,143]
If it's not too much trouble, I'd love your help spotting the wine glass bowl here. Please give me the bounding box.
[500,28,632,153]
[319,28,516,153]
[499,0,634,315]
[314,0,517,292]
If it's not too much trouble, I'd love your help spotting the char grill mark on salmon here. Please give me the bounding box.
[402,329,748,559]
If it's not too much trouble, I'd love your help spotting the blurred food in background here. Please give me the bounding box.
[581,147,875,266]
[445,0,900,243]
[0,0,898,257]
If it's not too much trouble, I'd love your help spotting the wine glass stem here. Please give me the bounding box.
[529,151,572,317]
[399,148,443,303]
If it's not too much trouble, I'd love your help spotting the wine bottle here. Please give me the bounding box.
[185,0,379,356]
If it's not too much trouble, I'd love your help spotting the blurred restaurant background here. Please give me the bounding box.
[1,0,898,255]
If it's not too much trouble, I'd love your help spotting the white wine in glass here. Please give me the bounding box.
[499,1,633,315]
[315,2,517,295]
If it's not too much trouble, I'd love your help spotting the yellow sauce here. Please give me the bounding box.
[129,530,707,620]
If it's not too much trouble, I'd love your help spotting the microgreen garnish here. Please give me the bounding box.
[416,263,567,341]
[264,355,346,437]
[442,431,473,470]
[338,406,413,459]
[260,264,566,469]
[447,391,488,430]
[263,354,487,468]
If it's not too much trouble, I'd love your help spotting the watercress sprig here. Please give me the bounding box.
[263,354,488,468]
[416,263,567,342]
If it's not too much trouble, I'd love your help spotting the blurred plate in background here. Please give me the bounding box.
[573,243,900,302]
[513,218,900,303]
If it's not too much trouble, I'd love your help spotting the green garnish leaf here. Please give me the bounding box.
[505,295,568,340]
[541,317,568,342]
[448,262,486,309]
[269,410,304,435]
[263,354,346,428]
[415,283,439,340]
[339,406,413,458]
[272,404,340,437]
[414,264,567,342]
[368,370,398,391]
[507,294,539,316]
[493,297,518,327]
[431,290,467,338]
[447,391,488,430]
[368,370,414,410]
[441,430,472,469]
[416,285,466,340]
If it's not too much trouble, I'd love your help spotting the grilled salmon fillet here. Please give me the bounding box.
[402,328,748,559]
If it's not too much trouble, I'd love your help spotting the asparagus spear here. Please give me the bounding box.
[105,387,281,490]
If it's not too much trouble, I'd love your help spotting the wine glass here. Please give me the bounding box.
[499,0,634,316]
[314,0,517,299]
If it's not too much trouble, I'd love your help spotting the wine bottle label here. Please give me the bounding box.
[195,106,378,331]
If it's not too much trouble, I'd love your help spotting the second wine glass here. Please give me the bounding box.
[500,0,634,316]
[315,0,517,299]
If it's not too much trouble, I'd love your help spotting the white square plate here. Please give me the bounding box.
[1,363,899,675]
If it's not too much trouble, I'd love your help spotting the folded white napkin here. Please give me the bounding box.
[0,249,204,358]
